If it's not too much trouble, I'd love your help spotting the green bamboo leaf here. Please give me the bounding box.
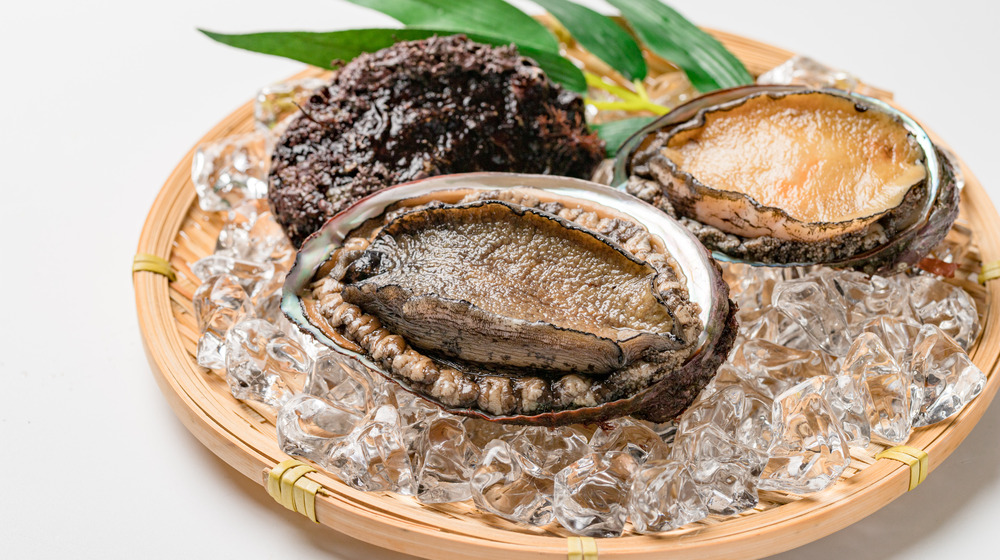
[199,28,437,68]
[606,0,752,92]
[532,0,646,81]
[199,28,586,92]
[344,0,559,52]
[592,116,658,157]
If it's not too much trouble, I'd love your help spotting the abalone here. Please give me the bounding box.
[285,175,737,426]
[620,87,960,273]
[268,35,604,248]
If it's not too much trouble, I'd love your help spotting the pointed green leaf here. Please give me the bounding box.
[592,116,658,156]
[199,28,439,68]
[199,28,585,92]
[344,0,559,52]
[607,0,752,92]
[532,0,646,81]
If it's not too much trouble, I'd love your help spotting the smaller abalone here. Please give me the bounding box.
[284,175,737,426]
[619,86,960,273]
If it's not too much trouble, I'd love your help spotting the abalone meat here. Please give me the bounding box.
[618,86,960,273]
[283,174,737,426]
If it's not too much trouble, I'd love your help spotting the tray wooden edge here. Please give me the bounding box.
[133,32,1000,560]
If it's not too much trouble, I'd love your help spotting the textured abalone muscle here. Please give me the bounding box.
[662,92,926,230]
[627,89,956,270]
[301,188,723,424]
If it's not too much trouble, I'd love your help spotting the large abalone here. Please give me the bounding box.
[283,174,737,426]
[617,86,960,273]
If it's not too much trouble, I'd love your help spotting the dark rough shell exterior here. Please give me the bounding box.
[268,35,604,247]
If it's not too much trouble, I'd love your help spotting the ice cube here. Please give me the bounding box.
[277,393,364,463]
[413,416,480,504]
[193,273,253,369]
[470,440,554,526]
[628,459,708,533]
[553,452,638,537]
[192,133,270,212]
[842,333,911,444]
[760,377,851,493]
[254,78,327,133]
[909,324,986,427]
[327,404,416,495]
[224,318,311,408]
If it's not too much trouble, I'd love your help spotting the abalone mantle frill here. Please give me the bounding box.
[620,87,960,273]
[296,186,735,425]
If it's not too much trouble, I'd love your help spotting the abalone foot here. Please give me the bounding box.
[627,147,959,275]
[409,283,739,427]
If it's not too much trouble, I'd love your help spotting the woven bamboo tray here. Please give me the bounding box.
[134,30,999,560]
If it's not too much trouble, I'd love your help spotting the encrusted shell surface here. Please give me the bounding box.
[614,86,960,274]
[282,174,737,426]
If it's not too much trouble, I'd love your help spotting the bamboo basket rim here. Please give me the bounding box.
[133,29,1000,560]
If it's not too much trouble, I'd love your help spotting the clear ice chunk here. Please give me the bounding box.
[628,459,708,533]
[680,384,774,454]
[254,78,327,133]
[638,419,678,443]
[670,422,766,515]
[842,333,911,444]
[760,377,851,493]
[507,425,591,478]
[909,324,986,427]
[192,133,270,212]
[327,404,416,495]
[463,417,520,448]
[822,374,872,449]
[215,198,294,270]
[772,276,852,356]
[736,339,835,399]
[553,452,638,537]
[306,351,377,414]
[909,276,980,350]
[413,416,480,504]
[590,418,670,464]
[725,263,786,310]
[739,306,809,348]
[757,55,860,91]
[829,271,913,327]
[396,390,442,430]
[190,254,275,301]
[470,440,554,526]
[193,273,253,369]
[277,393,364,463]
[224,318,311,408]
[861,315,922,366]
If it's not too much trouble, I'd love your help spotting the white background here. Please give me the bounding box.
[2,1,998,558]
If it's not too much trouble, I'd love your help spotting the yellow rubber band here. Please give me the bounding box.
[567,536,598,560]
[876,445,929,491]
[266,459,320,523]
[979,260,1000,284]
[132,253,177,282]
